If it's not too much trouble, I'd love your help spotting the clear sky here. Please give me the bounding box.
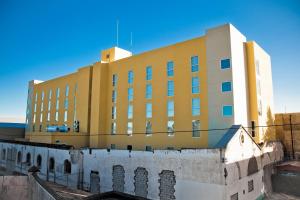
[0,0,299,122]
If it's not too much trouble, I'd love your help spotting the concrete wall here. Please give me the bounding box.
[0,140,284,200]
[0,127,25,140]
[272,173,300,197]
[0,176,29,200]
[82,149,225,200]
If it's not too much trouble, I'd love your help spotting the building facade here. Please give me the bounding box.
[25,24,274,149]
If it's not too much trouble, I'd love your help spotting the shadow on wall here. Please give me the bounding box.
[263,107,276,142]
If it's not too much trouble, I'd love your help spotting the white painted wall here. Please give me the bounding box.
[229,25,249,127]
[0,139,283,200]
[206,24,235,147]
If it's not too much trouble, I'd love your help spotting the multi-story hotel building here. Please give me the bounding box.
[25,24,274,150]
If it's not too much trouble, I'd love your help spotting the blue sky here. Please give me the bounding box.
[0,0,299,122]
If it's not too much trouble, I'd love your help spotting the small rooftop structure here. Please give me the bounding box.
[100,47,132,62]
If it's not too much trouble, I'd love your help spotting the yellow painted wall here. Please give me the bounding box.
[246,41,274,143]
[98,36,208,150]
[26,66,93,148]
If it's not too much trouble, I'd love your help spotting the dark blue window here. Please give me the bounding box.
[222,82,232,92]
[221,59,231,69]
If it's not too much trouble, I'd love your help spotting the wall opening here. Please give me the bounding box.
[1,149,6,160]
[17,151,22,164]
[247,157,258,176]
[26,153,31,166]
[134,167,148,198]
[49,157,55,173]
[112,165,125,192]
[90,171,100,193]
[159,170,176,200]
[64,159,71,174]
[36,154,42,168]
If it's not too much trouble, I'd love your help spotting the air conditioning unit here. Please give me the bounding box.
[46,126,59,132]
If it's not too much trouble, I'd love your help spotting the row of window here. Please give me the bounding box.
[120,56,200,86]
[111,120,201,137]
[33,84,77,126]
[112,101,233,120]
[111,79,232,104]
[113,57,230,86]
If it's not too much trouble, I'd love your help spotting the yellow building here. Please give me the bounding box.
[25,24,274,150]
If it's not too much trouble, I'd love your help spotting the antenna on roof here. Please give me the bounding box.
[116,20,119,47]
[130,32,133,50]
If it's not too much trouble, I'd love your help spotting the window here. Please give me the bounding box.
[112,74,117,86]
[146,84,152,99]
[33,114,36,123]
[128,104,133,119]
[40,113,43,123]
[64,99,68,109]
[258,100,262,116]
[41,102,44,111]
[221,58,231,69]
[191,56,199,72]
[64,159,71,174]
[192,98,200,116]
[36,155,42,168]
[146,121,152,135]
[111,144,116,149]
[55,111,59,121]
[35,92,38,102]
[192,120,200,137]
[41,91,44,101]
[192,77,199,94]
[167,80,174,96]
[49,157,55,172]
[111,122,116,134]
[112,90,117,103]
[127,122,133,135]
[56,88,60,98]
[146,66,152,80]
[167,61,174,77]
[248,180,254,192]
[257,80,261,96]
[256,60,260,76]
[49,89,52,100]
[34,103,37,112]
[222,81,232,92]
[167,100,174,117]
[65,85,69,97]
[64,110,68,122]
[128,70,134,84]
[167,120,174,135]
[223,105,233,117]
[112,106,116,119]
[146,103,152,118]
[146,146,152,151]
[48,101,51,111]
[56,100,59,110]
[47,112,50,122]
[128,88,133,101]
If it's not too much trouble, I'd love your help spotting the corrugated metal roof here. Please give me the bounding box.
[214,125,241,148]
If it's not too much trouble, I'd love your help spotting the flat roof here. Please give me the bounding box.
[0,123,26,128]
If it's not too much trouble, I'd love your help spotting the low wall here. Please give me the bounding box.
[29,173,61,200]
[0,176,29,200]
[272,172,300,197]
